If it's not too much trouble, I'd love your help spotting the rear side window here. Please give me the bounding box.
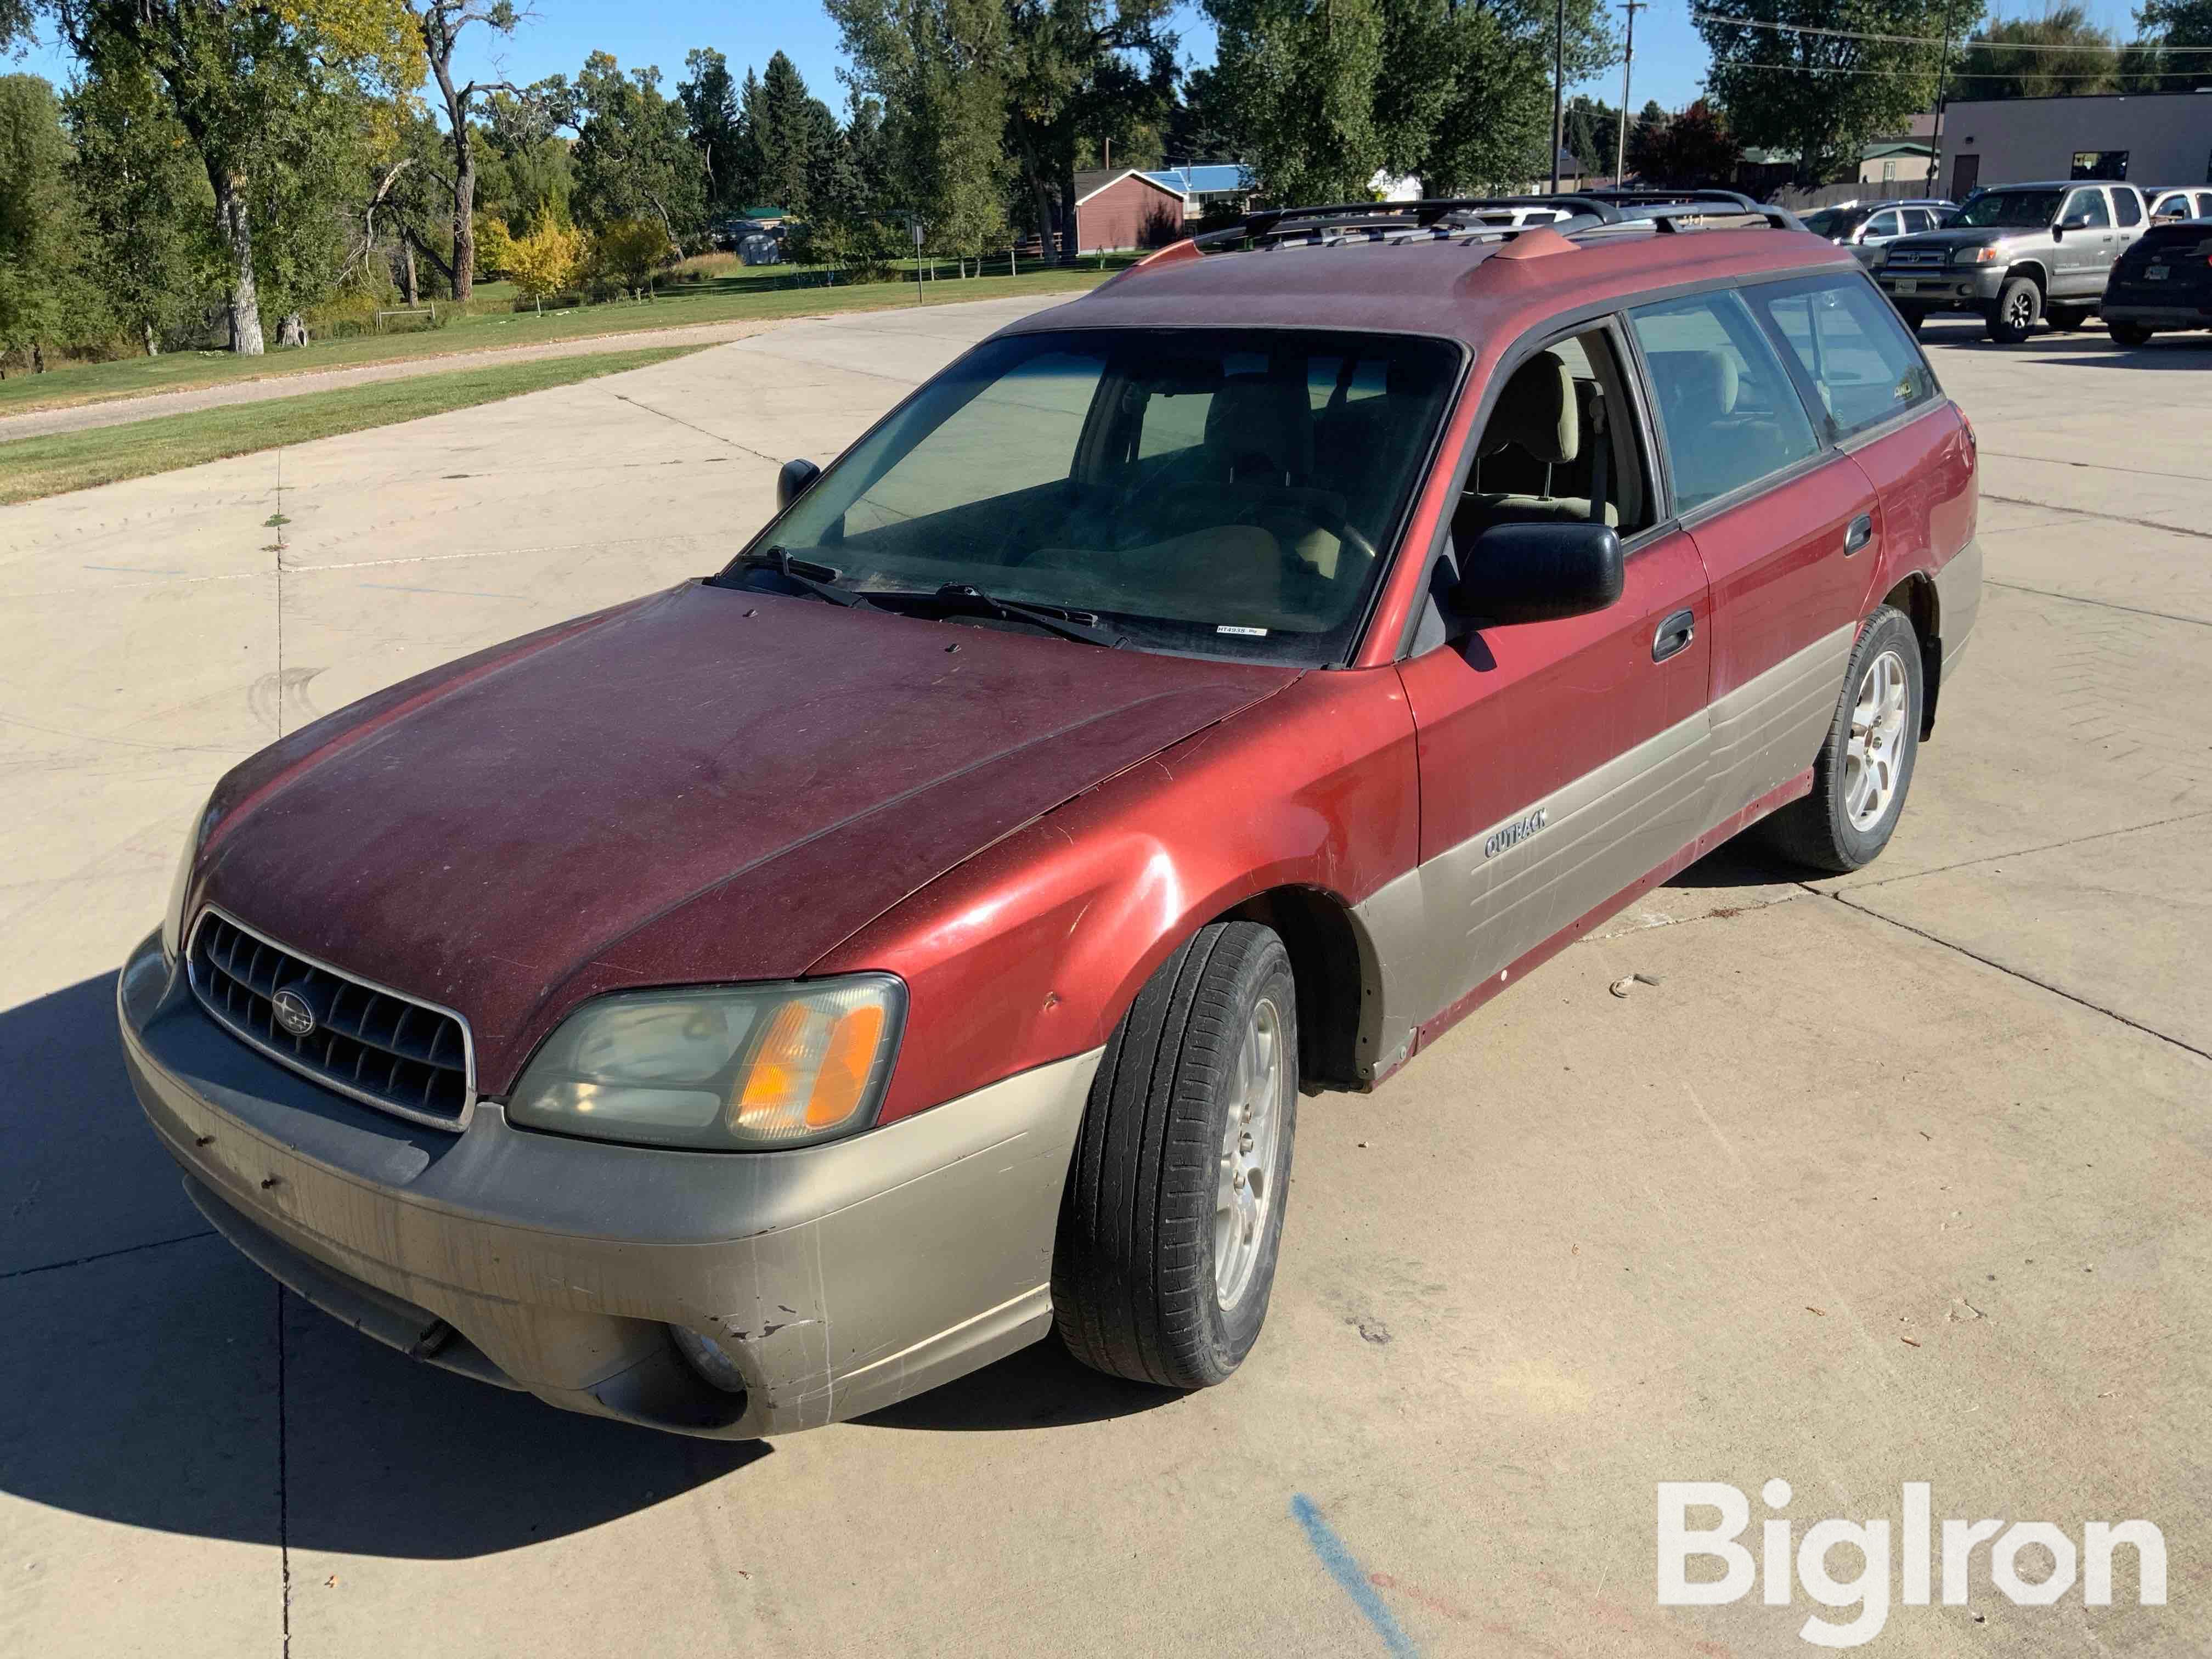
[1748,275,1937,438]
[1866,210,1900,238]
[2115,189,2142,226]
[1629,292,1820,514]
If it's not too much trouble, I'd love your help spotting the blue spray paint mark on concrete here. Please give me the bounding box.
[1289,1493,1421,1658]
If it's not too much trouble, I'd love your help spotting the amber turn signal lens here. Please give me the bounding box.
[732,995,894,1142]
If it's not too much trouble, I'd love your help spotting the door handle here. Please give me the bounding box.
[1652,608,1696,663]
[1844,514,1874,555]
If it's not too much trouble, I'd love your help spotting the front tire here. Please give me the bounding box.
[2109,321,2154,346]
[1053,921,1299,1390]
[1984,276,2042,343]
[1758,606,1922,875]
[1896,303,1929,336]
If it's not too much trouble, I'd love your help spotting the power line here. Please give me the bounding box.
[1709,58,2159,78]
[1691,9,2212,53]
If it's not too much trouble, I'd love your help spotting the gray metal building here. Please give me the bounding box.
[1937,91,2212,200]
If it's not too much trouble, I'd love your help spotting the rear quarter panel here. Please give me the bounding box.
[1850,400,1977,624]
[809,668,1420,1123]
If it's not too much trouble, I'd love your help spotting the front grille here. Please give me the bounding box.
[188,909,473,1129]
[1884,246,1949,270]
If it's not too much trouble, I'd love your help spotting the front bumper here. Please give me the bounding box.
[1878,267,2006,309]
[117,932,1098,1438]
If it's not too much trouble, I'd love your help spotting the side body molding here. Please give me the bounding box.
[1351,621,1858,1076]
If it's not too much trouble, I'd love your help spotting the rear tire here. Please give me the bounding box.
[1758,606,1922,876]
[1896,304,1929,336]
[1053,921,1298,1390]
[2109,321,2154,346]
[2045,303,2089,331]
[1984,276,2041,343]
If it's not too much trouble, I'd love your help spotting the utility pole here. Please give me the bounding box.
[1616,0,1645,185]
[1550,0,1567,191]
[1932,0,1957,199]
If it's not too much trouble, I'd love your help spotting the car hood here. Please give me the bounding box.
[195,580,1299,1094]
[1886,228,2017,252]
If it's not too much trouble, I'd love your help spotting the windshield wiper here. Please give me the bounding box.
[733,547,879,610]
[926,584,1126,648]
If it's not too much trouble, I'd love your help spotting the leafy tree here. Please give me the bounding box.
[1564,93,1618,177]
[828,0,1011,256]
[591,216,669,293]
[411,0,522,303]
[565,53,705,246]
[1629,97,1740,184]
[1958,7,2118,97]
[1419,0,1612,194]
[505,212,579,307]
[472,208,514,275]
[477,87,574,229]
[1699,0,1967,187]
[1206,0,1610,204]
[678,46,744,216]
[64,57,216,354]
[0,73,103,372]
[1162,62,1239,161]
[2131,0,2212,88]
[52,0,424,354]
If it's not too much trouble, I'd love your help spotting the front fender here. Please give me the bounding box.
[811,667,1421,1124]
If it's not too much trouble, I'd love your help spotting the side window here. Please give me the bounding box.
[2064,188,2111,229]
[2115,188,2142,227]
[1628,291,1820,514]
[1865,210,1900,239]
[1457,324,1654,538]
[1748,276,1936,438]
[1903,208,1933,233]
[1137,386,1212,458]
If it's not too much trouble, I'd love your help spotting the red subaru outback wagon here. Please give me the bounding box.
[120,192,1979,1437]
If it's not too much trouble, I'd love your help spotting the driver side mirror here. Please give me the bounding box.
[1447,521,1625,636]
[777,457,822,510]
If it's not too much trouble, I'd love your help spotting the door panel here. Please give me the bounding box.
[1385,527,1711,1031]
[1685,454,1877,819]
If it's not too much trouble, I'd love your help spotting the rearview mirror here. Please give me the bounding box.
[777,457,822,510]
[1447,521,1625,634]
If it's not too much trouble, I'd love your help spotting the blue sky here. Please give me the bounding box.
[7,0,2168,141]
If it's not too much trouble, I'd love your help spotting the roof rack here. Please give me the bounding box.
[1193,190,1799,252]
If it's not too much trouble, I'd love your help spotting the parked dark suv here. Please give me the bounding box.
[122,191,1979,1438]
[1876,180,2150,341]
[2102,217,2212,344]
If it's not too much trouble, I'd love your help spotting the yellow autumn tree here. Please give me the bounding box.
[505,218,583,312]
[592,218,674,299]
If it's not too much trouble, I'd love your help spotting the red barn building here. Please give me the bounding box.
[1068,169,1188,253]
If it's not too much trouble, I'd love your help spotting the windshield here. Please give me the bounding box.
[1802,207,1861,239]
[727,328,1462,665]
[1959,190,2062,229]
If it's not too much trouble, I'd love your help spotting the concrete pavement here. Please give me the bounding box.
[1,296,2205,1657]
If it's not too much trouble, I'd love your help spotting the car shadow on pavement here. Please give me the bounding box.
[856,1335,1181,1433]
[0,970,766,1560]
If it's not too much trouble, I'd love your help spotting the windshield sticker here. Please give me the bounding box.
[1217,625,1269,637]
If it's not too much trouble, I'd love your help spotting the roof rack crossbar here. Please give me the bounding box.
[1191,189,1801,253]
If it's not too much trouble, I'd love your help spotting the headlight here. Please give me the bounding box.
[1952,246,2000,266]
[506,975,904,1150]
[161,793,222,963]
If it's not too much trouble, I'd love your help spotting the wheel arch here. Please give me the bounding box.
[1213,885,1376,1093]
[2004,259,2049,295]
[1878,571,1944,739]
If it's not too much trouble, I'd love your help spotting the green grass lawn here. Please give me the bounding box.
[0,345,706,505]
[0,261,1125,420]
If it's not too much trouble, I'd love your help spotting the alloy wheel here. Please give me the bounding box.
[1844,648,1910,831]
[1215,996,1286,1310]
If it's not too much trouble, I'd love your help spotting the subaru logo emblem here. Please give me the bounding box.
[272,985,317,1038]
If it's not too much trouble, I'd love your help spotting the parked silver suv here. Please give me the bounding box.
[1875,181,2149,342]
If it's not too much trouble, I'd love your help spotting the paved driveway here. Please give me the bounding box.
[2,299,2205,1657]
